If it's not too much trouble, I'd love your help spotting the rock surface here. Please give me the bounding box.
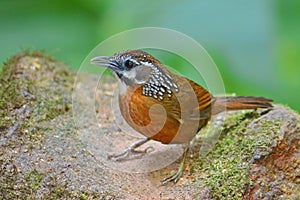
[0,52,299,199]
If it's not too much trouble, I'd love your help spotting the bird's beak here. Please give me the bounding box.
[90,56,120,71]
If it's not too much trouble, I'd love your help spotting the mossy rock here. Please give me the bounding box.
[0,52,107,199]
[0,51,73,141]
[194,106,300,199]
[0,51,299,199]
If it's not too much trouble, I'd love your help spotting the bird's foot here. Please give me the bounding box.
[107,145,154,161]
[160,164,184,185]
[160,146,189,185]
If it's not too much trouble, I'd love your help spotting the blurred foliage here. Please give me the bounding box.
[0,0,299,111]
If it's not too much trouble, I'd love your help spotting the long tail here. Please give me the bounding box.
[212,96,273,115]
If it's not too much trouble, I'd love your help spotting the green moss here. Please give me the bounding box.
[195,110,282,199]
[0,51,91,199]
[25,169,43,190]
[0,51,73,142]
[0,168,108,199]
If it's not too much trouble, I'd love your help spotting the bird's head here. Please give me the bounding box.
[91,50,162,85]
[91,50,179,99]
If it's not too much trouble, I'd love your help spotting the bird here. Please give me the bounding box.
[91,50,273,184]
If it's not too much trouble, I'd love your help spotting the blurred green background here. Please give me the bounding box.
[0,0,299,112]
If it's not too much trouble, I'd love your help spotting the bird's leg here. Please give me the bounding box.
[161,146,189,185]
[107,138,153,161]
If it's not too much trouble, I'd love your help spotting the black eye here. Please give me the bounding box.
[124,59,135,69]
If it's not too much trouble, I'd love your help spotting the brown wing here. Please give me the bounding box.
[158,76,213,143]
[172,77,213,121]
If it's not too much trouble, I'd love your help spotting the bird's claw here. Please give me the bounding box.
[107,146,154,161]
[160,166,183,185]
